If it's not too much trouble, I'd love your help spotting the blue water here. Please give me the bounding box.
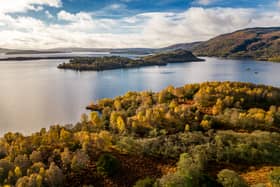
[0,56,280,135]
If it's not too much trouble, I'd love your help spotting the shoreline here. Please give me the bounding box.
[0,56,73,61]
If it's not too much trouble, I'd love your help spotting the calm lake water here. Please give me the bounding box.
[1,56,280,135]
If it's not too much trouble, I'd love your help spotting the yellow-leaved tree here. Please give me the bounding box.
[117,116,126,133]
[90,111,102,128]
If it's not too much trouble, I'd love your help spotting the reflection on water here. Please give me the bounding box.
[160,71,175,74]
[0,57,280,135]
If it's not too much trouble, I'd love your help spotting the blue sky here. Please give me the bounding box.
[0,0,279,49]
[61,0,270,14]
[39,0,277,19]
[52,0,276,16]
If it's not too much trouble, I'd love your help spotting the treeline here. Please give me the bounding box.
[1,82,280,186]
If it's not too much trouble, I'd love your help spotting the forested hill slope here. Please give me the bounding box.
[1,82,280,186]
[192,27,280,61]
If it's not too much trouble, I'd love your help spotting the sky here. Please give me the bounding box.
[0,0,280,49]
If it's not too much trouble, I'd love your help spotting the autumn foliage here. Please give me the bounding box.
[1,82,280,186]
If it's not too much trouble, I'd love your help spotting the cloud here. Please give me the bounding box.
[56,10,118,32]
[277,0,280,7]
[92,3,131,18]
[195,0,217,5]
[0,6,280,49]
[57,10,92,22]
[106,4,126,10]
[0,0,62,13]
[141,7,256,43]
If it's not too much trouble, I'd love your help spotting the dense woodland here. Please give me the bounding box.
[1,82,280,186]
[57,50,203,71]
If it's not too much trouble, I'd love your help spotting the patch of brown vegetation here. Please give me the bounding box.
[207,162,278,186]
[241,166,275,186]
[103,154,176,187]
[207,161,249,178]
[66,153,176,187]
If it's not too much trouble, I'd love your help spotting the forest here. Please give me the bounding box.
[1,81,280,187]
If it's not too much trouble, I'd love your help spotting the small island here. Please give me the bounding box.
[57,50,204,71]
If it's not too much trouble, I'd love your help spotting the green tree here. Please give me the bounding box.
[269,167,280,187]
[96,154,120,177]
[217,169,248,187]
[134,177,155,187]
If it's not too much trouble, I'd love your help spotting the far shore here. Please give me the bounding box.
[0,55,278,63]
[0,56,75,61]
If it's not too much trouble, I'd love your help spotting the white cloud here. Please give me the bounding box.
[56,11,116,32]
[142,7,255,44]
[0,6,280,49]
[107,4,124,10]
[58,10,80,21]
[57,11,93,22]
[0,0,62,13]
[195,0,217,5]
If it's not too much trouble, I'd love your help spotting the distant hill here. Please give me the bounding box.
[192,27,280,61]
[157,42,202,52]
[0,42,200,56]
[0,48,15,53]
[51,47,155,55]
[51,42,203,55]
[0,48,64,55]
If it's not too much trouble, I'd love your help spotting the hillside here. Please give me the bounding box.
[0,48,19,54]
[192,27,280,61]
[158,42,202,52]
[0,48,65,55]
[1,82,280,186]
[58,50,204,71]
[48,47,155,55]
